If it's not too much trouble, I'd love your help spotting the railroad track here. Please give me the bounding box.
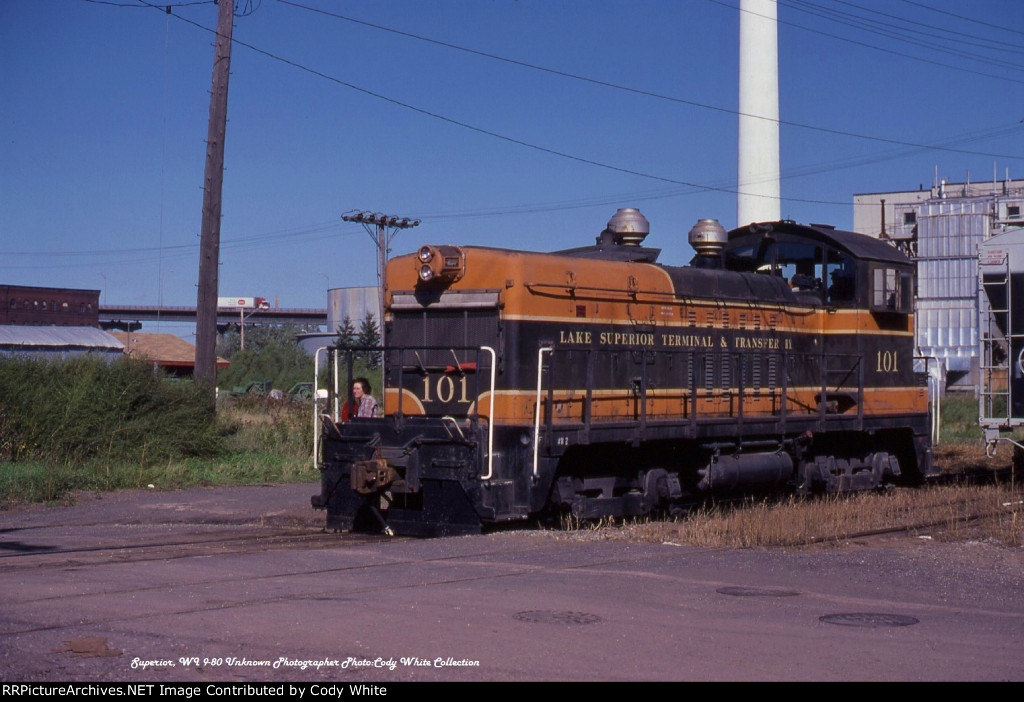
[0,456,1018,570]
[0,524,400,571]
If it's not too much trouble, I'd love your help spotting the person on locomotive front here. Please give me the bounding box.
[342,377,378,420]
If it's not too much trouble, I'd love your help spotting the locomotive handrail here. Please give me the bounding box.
[312,346,330,471]
[333,348,341,421]
[322,342,883,474]
[480,345,497,480]
[736,350,744,433]
[529,346,880,440]
[780,349,789,425]
[440,416,466,440]
[584,348,595,444]
[639,350,648,437]
[524,281,678,301]
[915,354,942,445]
[819,352,864,426]
[858,355,865,429]
[534,346,554,479]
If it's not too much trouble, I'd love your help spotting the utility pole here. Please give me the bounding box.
[341,211,421,348]
[195,0,235,390]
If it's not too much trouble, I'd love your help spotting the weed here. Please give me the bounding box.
[578,485,1024,549]
[0,356,315,503]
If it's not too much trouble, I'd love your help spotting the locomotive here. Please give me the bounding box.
[312,209,934,536]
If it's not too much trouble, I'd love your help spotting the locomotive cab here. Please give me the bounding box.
[721,222,913,314]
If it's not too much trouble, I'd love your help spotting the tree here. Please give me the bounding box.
[335,316,356,349]
[356,312,381,369]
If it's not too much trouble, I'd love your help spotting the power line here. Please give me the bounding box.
[708,0,1024,85]
[830,0,1022,53]
[1,222,349,263]
[896,0,1024,38]
[73,0,1021,249]
[128,2,833,206]
[114,2,1024,180]
[277,0,1023,159]
[79,0,214,7]
[779,0,1024,73]
[7,111,1015,262]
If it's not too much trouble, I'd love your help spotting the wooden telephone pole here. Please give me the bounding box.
[195,0,235,389]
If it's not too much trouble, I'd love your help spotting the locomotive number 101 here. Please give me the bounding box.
[876,350,899,373]
[420,374,472,404]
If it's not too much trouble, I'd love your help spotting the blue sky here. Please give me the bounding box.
[1,0,1022,330]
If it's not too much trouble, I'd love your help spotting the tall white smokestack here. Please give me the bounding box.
[737,0,780,227]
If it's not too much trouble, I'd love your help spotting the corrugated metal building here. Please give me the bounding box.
[914,198,992,375]
[0,325,123,361]
[852,173,1024,385]
[905,187,1023,384]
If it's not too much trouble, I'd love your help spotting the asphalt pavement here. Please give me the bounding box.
[1,482,1022,682]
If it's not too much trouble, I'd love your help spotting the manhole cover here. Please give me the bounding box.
[819,613,920,628]
[514,610,601,625]
[717,586,801,597]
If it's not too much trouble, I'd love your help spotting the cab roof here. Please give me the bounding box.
[728,221,910,266]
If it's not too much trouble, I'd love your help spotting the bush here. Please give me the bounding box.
[0,355,223,466]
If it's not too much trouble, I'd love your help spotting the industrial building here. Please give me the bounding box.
[1,284,101,326]
[853,174,1024,386]
[0,284,120,361]
[853,175,1024,241]
[0,284,216,373]
[0,325,123,362]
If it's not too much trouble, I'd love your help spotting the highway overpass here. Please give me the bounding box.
[99,304,327,331]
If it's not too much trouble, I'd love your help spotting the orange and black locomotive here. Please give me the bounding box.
[312,209,934,535]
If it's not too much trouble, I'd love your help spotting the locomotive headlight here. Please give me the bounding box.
[414,245,465,286]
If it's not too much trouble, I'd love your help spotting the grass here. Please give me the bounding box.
[567,484,1021,549]
[557,397,1023,549]
[0,405,317,505]
[0,355,317,504]
[938,391,984,442]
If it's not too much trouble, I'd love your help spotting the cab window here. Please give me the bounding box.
[871,266,911,312]
[825,253,856,306]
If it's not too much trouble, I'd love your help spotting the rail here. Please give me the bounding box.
[531,347,881,454]
[314,343,498,470]
[480,346,497,480]
[533,346,554,479]
[915,355,941,446]
[316,343,918,481]
[312,346,330,471]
